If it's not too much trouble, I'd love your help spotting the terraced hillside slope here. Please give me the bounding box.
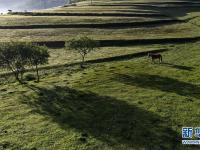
[0,0,200,149]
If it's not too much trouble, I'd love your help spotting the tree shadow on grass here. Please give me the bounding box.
[0,141,22,150]
[22,85,179,150]
[113,73,200,99]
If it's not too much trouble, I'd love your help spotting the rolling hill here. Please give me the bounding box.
[0,0,200,149]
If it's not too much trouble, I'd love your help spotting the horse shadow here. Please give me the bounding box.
[21,85,180,150]
[161,62,194,71]
[113,73,200,99]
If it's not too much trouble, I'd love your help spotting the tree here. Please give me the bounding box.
[29,45,49,82]
[0,42,30,83]
[0,42,49,83]
[67,36,99,68]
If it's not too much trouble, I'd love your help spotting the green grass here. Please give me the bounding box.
[0,0,200,149]
[48,45,165,65]
[42,0,200,18]
[0,0,199,43]
[0,15,166,26]
[1,42,200,149]
[0,22,199,42]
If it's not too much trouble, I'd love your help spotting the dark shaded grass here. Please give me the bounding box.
[36,41,65,48]
[94,4,200,7]
[12,36,200,49]
[130,4,200,17]
[107,9,159,13]
[21,85,180,150]
[10,12,167,17]
[0,141,22,150]
[90,1,200,18]
[86,49,167,63]
[0,19,180,29]
[93,0,200,6]
[98,37,200,47]
[113,73,200,99]
[161,62,194,71]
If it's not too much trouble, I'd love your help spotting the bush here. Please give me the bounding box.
[25,73,36,81]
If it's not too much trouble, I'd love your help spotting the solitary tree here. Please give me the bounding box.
[67,36,99,68]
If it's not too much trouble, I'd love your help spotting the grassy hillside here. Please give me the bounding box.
[0,0,200,149]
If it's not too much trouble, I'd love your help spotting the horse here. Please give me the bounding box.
[148,53,162,63]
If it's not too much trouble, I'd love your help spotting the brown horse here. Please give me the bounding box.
[148,53,162,63]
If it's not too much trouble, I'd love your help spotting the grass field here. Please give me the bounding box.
[0,0,200,149]
[0,16,168,26]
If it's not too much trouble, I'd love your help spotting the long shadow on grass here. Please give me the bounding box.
[22,85,179,149]
[114,73,200,99]
[35,36,200,48]
[0,19,179,29]
[161,62,194,71]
